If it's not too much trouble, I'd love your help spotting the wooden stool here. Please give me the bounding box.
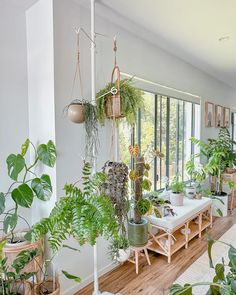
[128,242,151,274]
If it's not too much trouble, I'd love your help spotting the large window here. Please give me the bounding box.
[232,112,236,150]
[119,91,200,190]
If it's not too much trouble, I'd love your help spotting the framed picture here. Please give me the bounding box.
[215,105,224,127]
[205,102,214,127]
[224,107,230,128]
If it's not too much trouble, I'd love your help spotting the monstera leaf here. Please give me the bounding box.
[170,283,192,295]
[31,174,52,201]
[12,184,34,208]
[6,154,25,181]
[37,140,56,167]
[0,193,5,214]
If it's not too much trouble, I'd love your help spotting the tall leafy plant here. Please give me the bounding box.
[0,139,56,242]
[26,162,119,282]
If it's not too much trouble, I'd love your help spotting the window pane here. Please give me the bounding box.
[184,102,193,180]
[169,98,178,179]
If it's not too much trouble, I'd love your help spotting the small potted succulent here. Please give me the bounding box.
[170,178,185,206]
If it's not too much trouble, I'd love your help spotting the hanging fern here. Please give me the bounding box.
[28,162,119,253]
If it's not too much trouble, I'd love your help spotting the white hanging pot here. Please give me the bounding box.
[68,103,85,123]
[117,248,131,263]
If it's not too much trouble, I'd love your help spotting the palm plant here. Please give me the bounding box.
[26,162,119,283]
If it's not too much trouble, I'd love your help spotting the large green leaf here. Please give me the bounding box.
[215,263,225,280]
[12,249,39,274]
[208,237,216,268]
[6,154,25,181]
[31,174,52,201]
[229,246,236,269]
[12,184,34,208]
[37,140,56,167]
[3,213,18,234]
[170,283,192,295]
[62,270,81,283]
[21,138,30,156]
[0,192,5,214]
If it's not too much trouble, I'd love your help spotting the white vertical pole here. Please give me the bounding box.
[90,0,100,294]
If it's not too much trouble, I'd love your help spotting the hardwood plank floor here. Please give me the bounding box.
[76,212,236,295]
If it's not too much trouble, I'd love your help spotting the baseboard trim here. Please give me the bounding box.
[62,262,118,295]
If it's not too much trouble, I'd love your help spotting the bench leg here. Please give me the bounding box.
[135,250,139,274]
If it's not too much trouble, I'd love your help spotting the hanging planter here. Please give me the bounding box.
[96,39,144,126]
[68,100,85,124]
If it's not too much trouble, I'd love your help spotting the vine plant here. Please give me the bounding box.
[0,139,56,243]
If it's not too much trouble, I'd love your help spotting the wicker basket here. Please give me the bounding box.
[105,65,124,119]
[3,238,42,284]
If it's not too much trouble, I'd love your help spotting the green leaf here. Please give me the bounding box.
[62,270,81,283]
[216,208,223,217]
[37,140,56,167]
[31,174,52,201]
[3,213,18,234]
[215,263,225,280]
[229,246,236,269]
[12,183,34,208]
[12,249,39,274]
[6,154,25,181]
[136,199,151,215]
[208,237,216,268]
[231,280,236,293]
[170,283,193,295]
[0,192,5,214]
[21,138,30,156]
[0,240,6,260]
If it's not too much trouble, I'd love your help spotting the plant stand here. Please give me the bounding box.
[147,198,212,263]
[128,242,151,274]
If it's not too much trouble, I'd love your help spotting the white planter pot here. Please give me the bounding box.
[185,187,196,199]
[117,248,131,263]
[5,231,30,248]
[212,194,228,217]
[170,192,184,206]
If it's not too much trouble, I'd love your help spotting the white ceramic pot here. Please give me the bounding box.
[170,192,184,206]
[212,194,228,217]
[68,104,85,123]
[5,231,30,248]
[117,248,131,263]
[185,186,196,199]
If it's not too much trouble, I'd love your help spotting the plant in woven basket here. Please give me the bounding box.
[96,78,144,126]
[26,162,119,285]
[170,237,236,294]
[0,240,38,295]
[0,139,56,244]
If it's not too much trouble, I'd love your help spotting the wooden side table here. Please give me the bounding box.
[128,242,151,274]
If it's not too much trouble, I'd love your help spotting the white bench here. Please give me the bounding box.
[147,197,213,263]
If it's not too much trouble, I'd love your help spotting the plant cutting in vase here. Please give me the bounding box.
[170,178,185,206]
[127,145,152,247]
[0,139,56,246]
[101,161,130,262]
[26,162,119,287]
[170,237,236,295]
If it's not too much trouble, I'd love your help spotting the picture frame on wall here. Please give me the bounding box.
[215,105,224,127]
[224,107,230,128]
[205,102,214,127]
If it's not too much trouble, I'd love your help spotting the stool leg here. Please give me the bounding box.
[135,250,139,274]
[144,248,151,265]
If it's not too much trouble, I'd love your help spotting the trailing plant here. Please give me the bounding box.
[26,162,119,283]
[0,139,56,243]
[109,235,129,261]
[96,78,144,126]
[189,127,236,196]
[0,240,38,294]
[170,237,236,295]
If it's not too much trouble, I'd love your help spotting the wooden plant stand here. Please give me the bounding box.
[148,203,212,263]
[128,242,151,274]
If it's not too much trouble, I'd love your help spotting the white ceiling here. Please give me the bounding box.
[6,0,236,89]
[99,0,236,89]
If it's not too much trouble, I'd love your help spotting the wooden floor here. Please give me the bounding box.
[76,211,236,295]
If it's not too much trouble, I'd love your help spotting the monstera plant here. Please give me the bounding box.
[0,138,56,245]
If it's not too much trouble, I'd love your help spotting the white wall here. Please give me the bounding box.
[52,1,236,294]
[0,2,30,221]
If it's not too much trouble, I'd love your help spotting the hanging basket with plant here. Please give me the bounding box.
[96,39,144,126]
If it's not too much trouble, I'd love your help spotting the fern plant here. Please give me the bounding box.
[26,162,119,283]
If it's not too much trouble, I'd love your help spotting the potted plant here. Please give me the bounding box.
[96,78,144,126]
[0,139,56,274]
[148,192,171,218]
[26,162,119,288]
[186,160,206,199]
[128,145,152,247]
[190,129,235,217]
[170,178,185,206]
[170,237,236,294]
[101,161,130,262]
[0,241,39,295]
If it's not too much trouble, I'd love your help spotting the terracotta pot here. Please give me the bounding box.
[170,192,184,206]
[68,103,85,123]
[4,236,42,283]
[34,280,60,295]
